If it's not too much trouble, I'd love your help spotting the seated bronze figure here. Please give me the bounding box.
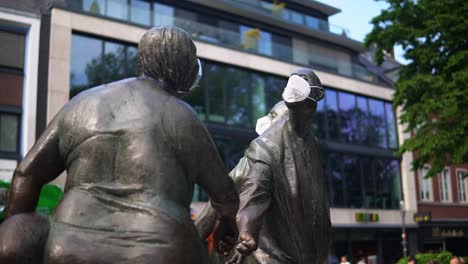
[0,26,239,264]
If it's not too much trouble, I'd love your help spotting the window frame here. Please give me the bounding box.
[438,167,452,203]
[419,165,434,202]
[456,169,468,203]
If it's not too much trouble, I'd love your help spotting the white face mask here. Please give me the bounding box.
[281,74,324,103]
[255,116,272,135]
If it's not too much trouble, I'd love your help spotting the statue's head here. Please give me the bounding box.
[138,26,201,98]
[282,68,323,117]
[255,101,288,135]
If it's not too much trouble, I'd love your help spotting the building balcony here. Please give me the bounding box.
[64,1,383,85]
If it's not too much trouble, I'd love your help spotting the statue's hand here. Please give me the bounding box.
[213,216,238,253]
[225,249,245,264]
[236,233,257,255]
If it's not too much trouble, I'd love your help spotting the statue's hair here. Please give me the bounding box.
[138,26,198,93]
[290,68,322,87]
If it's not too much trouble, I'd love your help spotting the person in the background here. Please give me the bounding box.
[408,256,418,264]
[226,68,331,264]
[0,26,239,264]
[340,256,351,264]
[357,256,366,264]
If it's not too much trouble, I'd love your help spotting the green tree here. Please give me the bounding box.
[365,0,468,177]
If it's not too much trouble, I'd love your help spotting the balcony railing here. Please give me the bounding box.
[222,0,352,39]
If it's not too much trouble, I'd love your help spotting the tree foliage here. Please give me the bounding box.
[365,0,468,177]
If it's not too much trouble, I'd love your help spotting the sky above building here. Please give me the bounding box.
[315,0,408,64]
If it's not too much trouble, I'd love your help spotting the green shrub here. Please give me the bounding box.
[0,180,64,220]
[397,252,455,264]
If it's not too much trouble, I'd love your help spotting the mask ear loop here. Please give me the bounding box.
[307,85,324,102]
[176,59,202,95]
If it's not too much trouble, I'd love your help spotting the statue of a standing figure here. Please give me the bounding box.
[197,69,331,264]
[0,26,239,264]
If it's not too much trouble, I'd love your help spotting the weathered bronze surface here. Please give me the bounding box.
[0,26,239,264]
[197,69,331,264]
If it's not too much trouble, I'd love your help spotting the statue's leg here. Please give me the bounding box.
[0,212,49,264]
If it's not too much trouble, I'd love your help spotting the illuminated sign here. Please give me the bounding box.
[355,212,379,222]
[414,212,431,222]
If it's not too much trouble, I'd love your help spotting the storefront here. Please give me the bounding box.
[418,222,468,256]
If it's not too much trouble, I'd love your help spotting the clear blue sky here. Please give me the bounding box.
[315,0,407,64]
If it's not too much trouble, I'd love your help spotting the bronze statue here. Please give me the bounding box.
[197,69,331,264]
[0,26,239,264]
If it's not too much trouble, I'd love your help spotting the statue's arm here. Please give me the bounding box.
[5,114,65,218]
[236,160,272,251]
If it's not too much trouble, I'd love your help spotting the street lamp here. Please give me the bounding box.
[400,200,408,258]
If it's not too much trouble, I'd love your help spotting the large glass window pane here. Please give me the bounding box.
[0,114,18,153]
[312,99,326,139]
[154,2,174,26]
[325,152,346,207]
[70,35,103,98]
[368,99,387,148]
[385,102,398,149]
[258,31,272,56]
[325,89,340,140]
[344,155,363,208]
[185,62,207,120]
[126,46,139,77]
[264,75,285,110]
[240,25,260,52]
[225,67,250,127]
[374,159,402,209]
[356,96,369,144]
[251,73,266,123]
[290,10,304,24]
[83,0,105,15]
[97,41,126,84]
[106,0,128,20]
[130,0,151,25]
[338,92,356,143]
[205,63,225,123]
[305,15,319,29]
[362,157,377,208]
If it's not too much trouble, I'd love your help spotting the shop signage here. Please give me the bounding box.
[0,159,17,181]
[355,212,379,222]
[432,227,465,238]
[414,212,431,222]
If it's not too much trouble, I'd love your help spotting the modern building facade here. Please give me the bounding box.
[0,0,424,263]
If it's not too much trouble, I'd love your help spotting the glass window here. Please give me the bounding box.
[373,159,402,209]
[126,46,139,77]
[130,0,151,25]
[70,35,103,97]
[83,0,105,15]
[251,73,267,123]
[0,113,19,153]
[264,75,285,110]
[457,170,468,203]
[385,102,398,149]
[100,41,126,84]
[154,2,174,26]
[290,10,304,25]
[325,89,340,141]
[305,15,319,29]
[356,96,369,144]
[106,0,128,20]
[258,31,272,56]
[419,166,433,201]
[325,152,346,207]
[185,61,207,120]
[338,92,356,143]
[205,63,225,123]
[312,99,326,139]
[438,168,452,202]
[225,67,250,127]
[368,99,387,148]
[344,155,362,208]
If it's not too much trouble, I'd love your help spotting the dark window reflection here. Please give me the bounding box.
[70,34,138,98]
[356,96,369,144]
[338,92,356,143]
[325,89,340,141]
[325,152,346,207]
[225,68,250,127]
[312,100,325,139]
[385,103,398,149]
[205,63,225,123]
[344,155,363,208]
[368,99,387,148]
